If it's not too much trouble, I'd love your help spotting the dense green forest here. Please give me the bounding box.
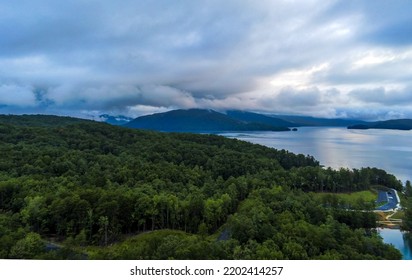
[403,181,412,231]
[0,115,404,259]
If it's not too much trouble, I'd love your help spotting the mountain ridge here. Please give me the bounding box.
[226,110,298,127]
[125,109,291,132]
[269,114,368,127]
[348,119,412,130]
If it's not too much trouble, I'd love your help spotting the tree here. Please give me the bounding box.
[9,232,44,259]
[99,216,109,246]
[283,241,308,260]
[403,199,412,231]
[204,198,223,232]
[20,196,47,233]
[405,180,412,197]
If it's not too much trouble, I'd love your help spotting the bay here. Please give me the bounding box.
[220,127,412,183]
[378,228,412,260]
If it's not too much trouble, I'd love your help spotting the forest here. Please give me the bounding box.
[0,114,405,259]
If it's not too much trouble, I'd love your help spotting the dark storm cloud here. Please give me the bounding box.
[349,87,412,106]
[1,0,412,119]
[324,0,412,47]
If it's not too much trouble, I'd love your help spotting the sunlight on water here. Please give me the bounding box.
[220,127,412,182]
[378,228,412,260]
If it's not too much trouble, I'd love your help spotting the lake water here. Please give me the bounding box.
[220,127,412,183]
[378,228,412,260]
[220,127,412,259]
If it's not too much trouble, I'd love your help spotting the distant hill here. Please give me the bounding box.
[125,109,290,132]
[99,114,133,126]
[124,109,373,132]
[348,119,412,130]
[226,110,298,127]
[270,115,367,127]
[0,114,90,127]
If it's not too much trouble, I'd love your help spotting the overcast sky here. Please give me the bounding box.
[1,0,412,120]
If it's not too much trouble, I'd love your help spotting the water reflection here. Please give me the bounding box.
[378,228,412,260]
[221,128,412,259]
[403,233,412,260]
[220,127,412,182]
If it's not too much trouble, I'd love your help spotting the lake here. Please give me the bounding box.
[378,228,412,260]
[220,127,412,183]
[220,127,412,259]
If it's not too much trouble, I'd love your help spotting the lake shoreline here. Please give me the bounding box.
[220,127,412,183]
[378,228,412,260]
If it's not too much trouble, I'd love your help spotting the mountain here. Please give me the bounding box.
[270,115,367,127]
[348,119,412,130]
[99,114,133,126]
[124,109,373,132]
[125,109,290,132]
[226,110,298,127]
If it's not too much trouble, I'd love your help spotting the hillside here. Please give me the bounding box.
[125,109,290,132]
[270,114,367,127]
[226,110,298,127]
[124,109,369,131]
[0,114,403,260]
[348,119,412,130]
[0,114,89,127]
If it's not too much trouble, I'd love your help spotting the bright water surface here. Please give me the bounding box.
[378,228,412,260]
[220,127,412,183]
[220,127,412,259]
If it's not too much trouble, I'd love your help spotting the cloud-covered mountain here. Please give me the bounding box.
[99,114,133,126]
[125,109,290,132]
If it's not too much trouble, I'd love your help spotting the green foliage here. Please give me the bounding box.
[403,199,412,231]
[9,232,44,259]
[224,187,399,260]
[0,212,26,258]
[402,182,412,231]
[405,180,412,197]
[314,190,377,210]
[0,115,404,259]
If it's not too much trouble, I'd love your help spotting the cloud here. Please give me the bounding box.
[357,1,412,46]
[0,84,36,107]
[349,87,412,106]
[272,87,322,108]
[43,84,197,110]
[311,48,412,88]
[1,0,412,120]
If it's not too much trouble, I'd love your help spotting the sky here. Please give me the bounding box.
[1,0,412,120]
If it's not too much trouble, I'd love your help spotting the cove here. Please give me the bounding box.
[378,228,412,260]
